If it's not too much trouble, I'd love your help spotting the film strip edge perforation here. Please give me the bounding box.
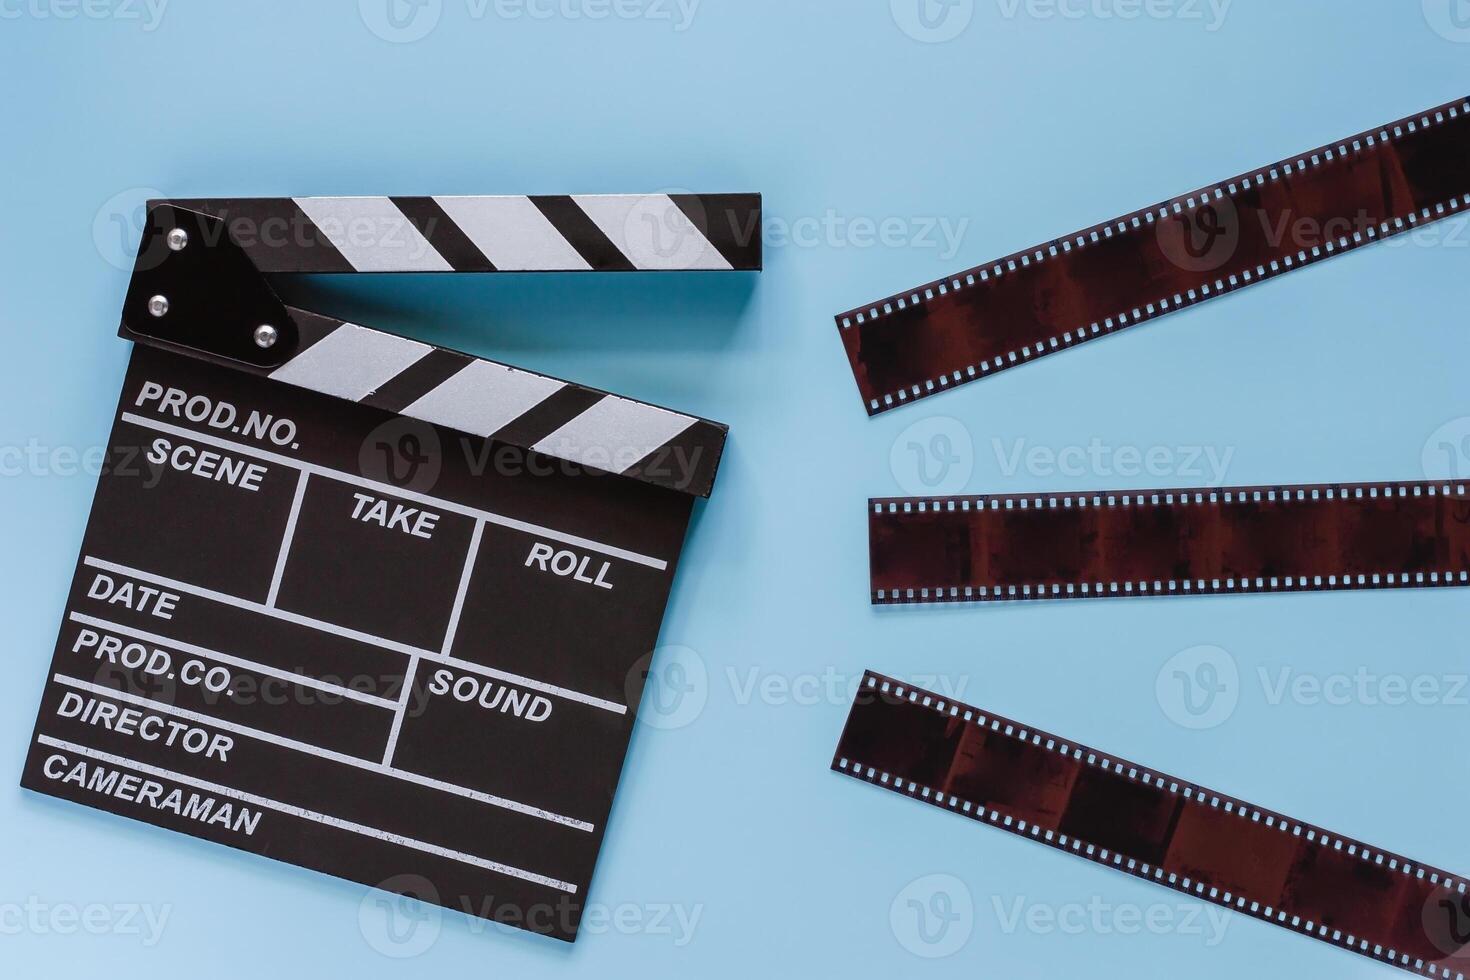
[833,672,1469,978]
[870,480,1470,605]
[837,96,1470,415]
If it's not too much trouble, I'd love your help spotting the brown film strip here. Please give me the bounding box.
[834,672,1470,976]
[835,96,1470,415]
[870,480,1470,605]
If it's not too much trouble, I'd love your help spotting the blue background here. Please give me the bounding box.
[3,1,1469,976]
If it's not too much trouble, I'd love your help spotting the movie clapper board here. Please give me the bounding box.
[21,194,761,941]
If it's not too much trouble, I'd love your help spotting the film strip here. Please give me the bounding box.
[834,672,1470,976]
[870,480,1470,605]
[835,96,1470,414]
[166,194,762,273]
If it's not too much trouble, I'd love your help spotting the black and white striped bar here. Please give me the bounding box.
[126,308,727,498]
[161,194,762,273]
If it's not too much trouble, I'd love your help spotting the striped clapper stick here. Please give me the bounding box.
[165,194,762,272]
[20,192,753,942]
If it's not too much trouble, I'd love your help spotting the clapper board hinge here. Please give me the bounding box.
[117,195,761,498]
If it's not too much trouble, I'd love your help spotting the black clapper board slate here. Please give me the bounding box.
[19,196,751,942]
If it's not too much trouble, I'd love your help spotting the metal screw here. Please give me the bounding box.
[147,295,169,317]
[254,324,279,349]
[166,228,189,251]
